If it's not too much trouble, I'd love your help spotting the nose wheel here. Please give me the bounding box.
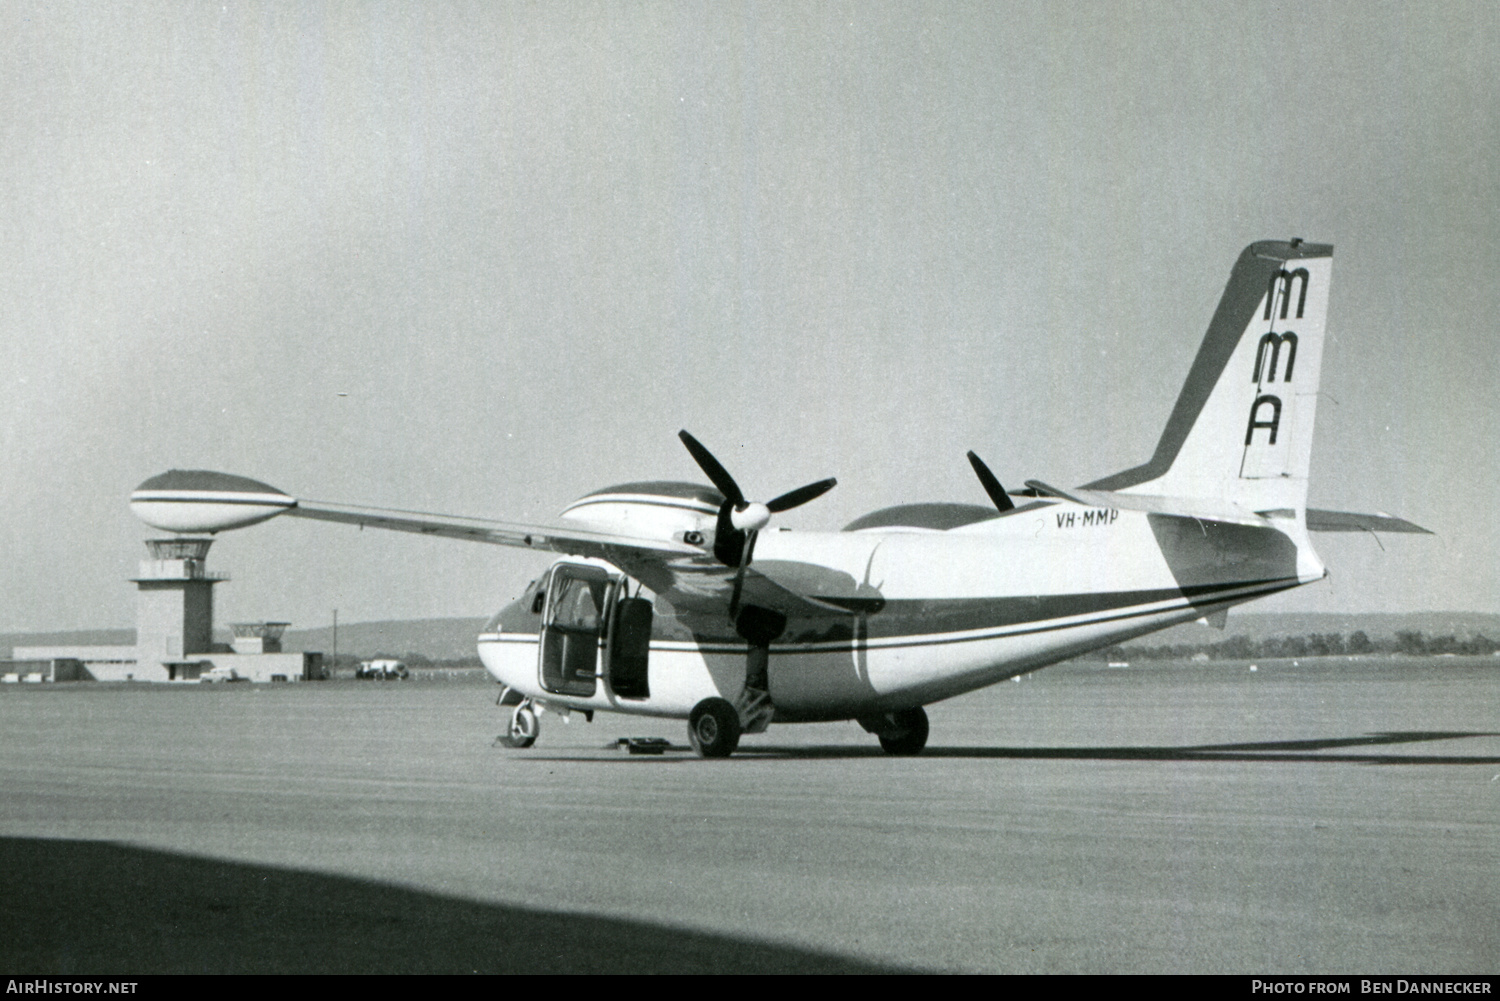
[500,702,539,748]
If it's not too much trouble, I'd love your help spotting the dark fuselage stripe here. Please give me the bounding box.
[776,580,1297,653]
[815,579,1280,642]
[480,578,1299,656]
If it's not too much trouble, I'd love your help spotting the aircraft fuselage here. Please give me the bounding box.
[478,501,1323,721]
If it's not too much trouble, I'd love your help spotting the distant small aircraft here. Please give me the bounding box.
[132,240,1428,757]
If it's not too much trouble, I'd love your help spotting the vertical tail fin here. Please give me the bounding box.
[1084,240,1333,514]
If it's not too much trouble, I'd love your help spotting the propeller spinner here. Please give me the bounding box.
[678,430,836,619]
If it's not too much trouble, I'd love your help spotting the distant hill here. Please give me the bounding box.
[1144,611,1500,646]
[8,612,1500,661]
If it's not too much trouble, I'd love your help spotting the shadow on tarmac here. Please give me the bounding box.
[723,730,1500,764]
[0,837,912,974]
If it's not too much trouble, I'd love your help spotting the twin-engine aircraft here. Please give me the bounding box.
[131,240,1427,757]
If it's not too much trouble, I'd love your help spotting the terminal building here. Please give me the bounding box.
[7,538,322,683]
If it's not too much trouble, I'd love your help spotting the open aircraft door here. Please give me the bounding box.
[537,561,653,701]
[608,593,652,699]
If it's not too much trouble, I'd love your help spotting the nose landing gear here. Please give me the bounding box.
[500,701,539,748]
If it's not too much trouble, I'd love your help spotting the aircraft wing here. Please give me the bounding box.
[290,502,855,619]
[129,469,865,622]
[286,500,701,558]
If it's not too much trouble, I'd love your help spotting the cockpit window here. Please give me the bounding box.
[485,579,543,632]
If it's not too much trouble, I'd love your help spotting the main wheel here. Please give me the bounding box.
[500,704,539,748]
[878,706,929,755]
[688,698,742,758]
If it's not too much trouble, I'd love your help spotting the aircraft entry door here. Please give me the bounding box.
[607,596,652,699]
[538,563,615,697]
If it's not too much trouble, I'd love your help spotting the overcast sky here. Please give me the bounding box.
[2,1,1496,632]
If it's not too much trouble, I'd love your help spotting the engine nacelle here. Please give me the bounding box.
[130,470,296,534]
[558,480,722,543]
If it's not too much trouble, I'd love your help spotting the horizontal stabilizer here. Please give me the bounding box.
[1304,509,1432,534]
[1023,480,1088,504]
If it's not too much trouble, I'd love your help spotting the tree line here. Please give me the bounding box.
[1107,630,1500,662]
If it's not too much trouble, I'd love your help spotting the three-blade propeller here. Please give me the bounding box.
[680,432,1016,620]
[678,430,836,621]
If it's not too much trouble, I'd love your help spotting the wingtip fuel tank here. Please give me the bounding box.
[130,470,296,533]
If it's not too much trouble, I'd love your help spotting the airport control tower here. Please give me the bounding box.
[131,538,227,665]
[17,483,321,681]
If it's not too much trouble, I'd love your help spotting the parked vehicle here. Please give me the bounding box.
[356,659,409,680]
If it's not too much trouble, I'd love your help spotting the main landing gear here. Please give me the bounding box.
[688,697,741,758]
[859,706,929,755]
[686,605,779,758]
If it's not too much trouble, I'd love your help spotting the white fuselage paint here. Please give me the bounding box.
[477,504,1323,722]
